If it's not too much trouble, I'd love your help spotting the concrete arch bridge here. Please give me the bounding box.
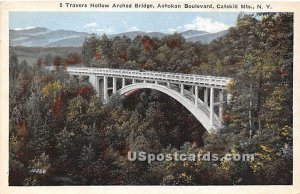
[50,67,233,133]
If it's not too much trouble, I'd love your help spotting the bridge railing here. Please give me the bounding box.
[66,67,232,87]
[91,68,231,81]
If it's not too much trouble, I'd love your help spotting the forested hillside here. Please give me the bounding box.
[12,46,82,66]
[9,13,293,185]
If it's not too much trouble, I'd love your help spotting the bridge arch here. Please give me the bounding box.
[58,67,231,133]
[117,83,219,133]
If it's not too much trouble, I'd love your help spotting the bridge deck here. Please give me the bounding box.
[66,67,232,88]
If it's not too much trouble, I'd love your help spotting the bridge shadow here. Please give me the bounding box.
[121,88,207,148]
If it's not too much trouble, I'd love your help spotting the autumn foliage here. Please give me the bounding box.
[10,13,293,186]
[16,119,28,137]
[64,52,81,65]
[142,37,153,51]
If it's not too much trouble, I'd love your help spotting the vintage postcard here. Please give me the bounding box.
[0,0,299,193]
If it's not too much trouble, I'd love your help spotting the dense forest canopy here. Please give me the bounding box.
[9,13,292,185]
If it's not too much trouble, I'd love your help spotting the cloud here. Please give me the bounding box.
[168,28,177,33]
[14,27,23,31]
[178,17,231,33]
[83,22,115,34]
[25,26,35,30]
[14,26,35,31]
[84,22,99,29]
[95,27,115,34]
[122,21,140,32]
[128,26,139,31]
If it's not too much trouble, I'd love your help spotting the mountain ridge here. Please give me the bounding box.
[10,27,228,47]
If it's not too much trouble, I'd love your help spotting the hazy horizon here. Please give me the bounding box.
[10,12,239,35]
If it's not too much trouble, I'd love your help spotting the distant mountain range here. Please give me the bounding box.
[10,27,228,47]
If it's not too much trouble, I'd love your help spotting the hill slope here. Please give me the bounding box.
[10,27,228,47]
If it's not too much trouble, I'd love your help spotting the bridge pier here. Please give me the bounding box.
[103,76,108,103]
[89,75,100,96]
[227,93,232,104]
[180,84,184,95]
[189,86,194,93]
[210,87,214,127]
[204,87,208,106]
[122,78,126,88]
[219,90,224,120]
[113,77,117,94]
[195,85,198,107]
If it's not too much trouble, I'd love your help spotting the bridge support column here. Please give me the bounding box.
[113,77,117,94]
[122,78,125,88]
[204,87,208,105]
[103,76,108,103]
[210,87,214,127]
[219,90,224,120]
[190,86,194,93]
[227,93,232,104]
[88,75,100,96]
[180,84,184,95]
[195,85,198,107]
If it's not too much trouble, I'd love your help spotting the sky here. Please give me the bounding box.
[9,12,240,34]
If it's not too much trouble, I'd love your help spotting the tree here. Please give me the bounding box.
[163,33,185,49]
[44,54,53,66]
[9,13,293,185]
[63,52,81,65]
[36,57,43,67]
[82,33,101,65]
[53,55,63,67]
